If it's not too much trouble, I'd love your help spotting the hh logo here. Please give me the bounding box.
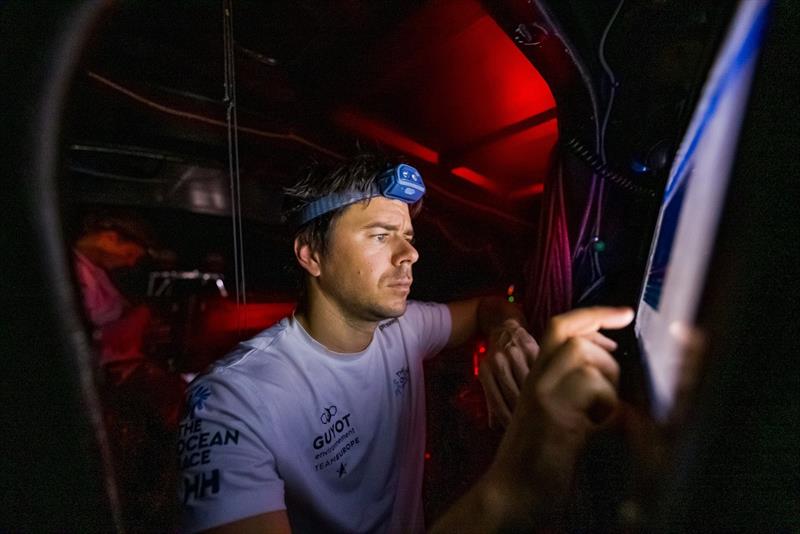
[393,367,409,396]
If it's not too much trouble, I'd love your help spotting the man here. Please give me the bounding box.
[74,211,153,374]
[74,211,185,428]
[178,155,632,532]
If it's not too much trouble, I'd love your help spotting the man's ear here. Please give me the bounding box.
[294,238,321,277]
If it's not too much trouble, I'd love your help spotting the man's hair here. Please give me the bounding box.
[81,208,154,249]
[283,152,422,256]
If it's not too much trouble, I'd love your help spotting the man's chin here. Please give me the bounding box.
[369,299,408,321]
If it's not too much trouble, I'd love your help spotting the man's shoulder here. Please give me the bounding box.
[399,299,448,323]
[198,317,297,385]
[391,300,452,357]
[377,300,448,340]
[241,316,295,353]
[185,330,300,419]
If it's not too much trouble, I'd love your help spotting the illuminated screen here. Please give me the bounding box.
[635,0,770,421]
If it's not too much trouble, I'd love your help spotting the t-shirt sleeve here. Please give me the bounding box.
[402,300,452,360]
[179,373,285,532]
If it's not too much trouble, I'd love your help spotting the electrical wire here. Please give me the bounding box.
[598,0,625,165]
[85,72,344,160]
[534,0,605,294]
[526,159,572,336]
[564,138,656,197]
[572,0,626,299]
[591,0,625,279]
[223,0,246,332]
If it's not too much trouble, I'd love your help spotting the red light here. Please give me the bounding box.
[473,342,487,377]
[424,452,431,460]
[507,284,515,296]
[508,183,545,199]
[450,166,500,193]
[333,108,440,164]
[201,301,296,333]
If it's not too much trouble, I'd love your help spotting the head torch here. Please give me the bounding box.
[294,163,425,226]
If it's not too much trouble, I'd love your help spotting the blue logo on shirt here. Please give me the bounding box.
[393,367,410,396]
[189,385,211,414]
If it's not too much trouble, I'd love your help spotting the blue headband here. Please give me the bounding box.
[295,164,425,226]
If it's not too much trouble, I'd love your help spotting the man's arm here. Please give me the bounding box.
[431,306,635,533]
[447,296,540,427]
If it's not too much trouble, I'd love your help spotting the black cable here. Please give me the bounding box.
[565,137,657,198]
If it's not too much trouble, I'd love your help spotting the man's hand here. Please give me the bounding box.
[479,312,621,428]
[489,306,634,524]
[479,319,540,428]
[431,306,635,533]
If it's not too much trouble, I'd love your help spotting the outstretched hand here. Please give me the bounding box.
[479,311,622,428]
[488,306,634,525]
[431,306,635,533]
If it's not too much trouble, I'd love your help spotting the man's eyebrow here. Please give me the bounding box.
[361,222,414,236]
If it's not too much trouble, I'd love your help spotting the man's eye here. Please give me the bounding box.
[374,234,388,242]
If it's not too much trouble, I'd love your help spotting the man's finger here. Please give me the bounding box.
[555,365,619,425]
[542,307,634,357]
[506,344,531,387]
[513,327,539,350]
[536,337,620,394]
[490,354,521,410]
[479,363,513,427]
[516,332,540,367]
[583,331,618,352]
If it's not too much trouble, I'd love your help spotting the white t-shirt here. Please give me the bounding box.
[179,301,452,533]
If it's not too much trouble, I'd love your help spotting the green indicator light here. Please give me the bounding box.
[593,240,606,252]
[508,296,515,303]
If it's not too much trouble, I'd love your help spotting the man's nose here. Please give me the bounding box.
[393,238,419,266]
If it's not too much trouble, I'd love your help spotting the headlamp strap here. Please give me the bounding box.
[294,164,425,226]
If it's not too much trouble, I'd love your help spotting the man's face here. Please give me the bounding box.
[314,196,419,322]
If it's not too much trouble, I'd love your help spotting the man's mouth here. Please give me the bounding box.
[387,278,413,290]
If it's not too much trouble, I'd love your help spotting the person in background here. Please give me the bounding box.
[178,154,632,532]
[74,209,189,528]
[73,210,184,427]
[74,211,152,374]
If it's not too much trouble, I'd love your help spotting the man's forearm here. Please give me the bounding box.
[429,467,540,533]
[430,297,541,533]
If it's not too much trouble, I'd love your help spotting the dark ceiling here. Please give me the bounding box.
[67,0,559,227]
[65,0,735,234]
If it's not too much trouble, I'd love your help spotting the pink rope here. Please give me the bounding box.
[525,153,573,338]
